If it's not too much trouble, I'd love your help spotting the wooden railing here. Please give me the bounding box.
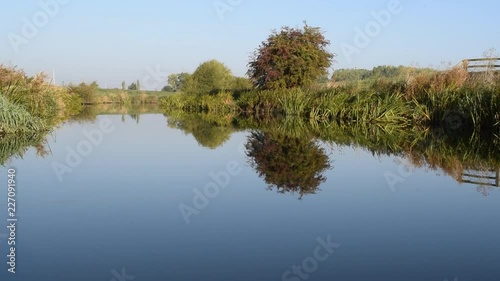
[460,169,500,188]
[460,58,500,73]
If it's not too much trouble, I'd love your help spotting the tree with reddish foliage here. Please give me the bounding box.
[247,23,334,90]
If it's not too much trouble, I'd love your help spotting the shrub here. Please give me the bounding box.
[68,82,98,104]
[182,60,233,95]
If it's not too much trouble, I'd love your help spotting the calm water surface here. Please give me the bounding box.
[0,113,499,281]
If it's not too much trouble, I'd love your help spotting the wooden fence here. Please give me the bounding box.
[460,58,500,73]
[460,169,500,188]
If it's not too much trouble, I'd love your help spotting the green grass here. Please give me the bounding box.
[161,91,238,113]
[0,66,85,135]
[0,94,47,135]
[96,88,177,97]
[161,68,500,131]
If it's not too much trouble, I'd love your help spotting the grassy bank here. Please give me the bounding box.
[0,66,82,135]
[0,95,46,134]
[161,68,500,132]
[0,66,175,135]
[69,83,175,105]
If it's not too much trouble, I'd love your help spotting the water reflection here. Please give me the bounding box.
[2,108,499,281]
[69,104,164,124]
[2,107,499,196]
[0,132,49,165]
[166,112,235,149]
[1,104,162,165]
[165,112,499,195]
[245,130,331,198]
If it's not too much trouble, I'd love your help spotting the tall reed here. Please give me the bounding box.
[0,95,47,134]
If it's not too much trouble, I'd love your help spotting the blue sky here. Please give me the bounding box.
[1,0,499,89]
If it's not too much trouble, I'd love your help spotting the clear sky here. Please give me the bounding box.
[1,0,499,89]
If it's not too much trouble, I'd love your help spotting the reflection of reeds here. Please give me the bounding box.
[68,104,163,124]
[0,132,48,165]
[163,110,499,185]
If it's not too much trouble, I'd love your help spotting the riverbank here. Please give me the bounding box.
[0,66,173,135]
[0,66,82,135]
[161,68,500,132]
[1,100,498,188]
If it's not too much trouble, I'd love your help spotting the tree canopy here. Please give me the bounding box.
[247,23,334,90]
[182,60,233,95]
[128,82,137,90]
[168,73,190,92]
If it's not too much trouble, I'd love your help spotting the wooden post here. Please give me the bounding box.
[496,169,500,187]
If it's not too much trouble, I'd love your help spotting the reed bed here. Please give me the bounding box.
[161,67,499,131]
[0,66,83,135]
[161,91,238,113]
[0,95,47,135]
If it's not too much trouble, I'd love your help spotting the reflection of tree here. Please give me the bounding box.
[477,185,493,197]
[245,131,331,198]
[190,124,232,149]
[129,114,140,124]
[167,113,234,149]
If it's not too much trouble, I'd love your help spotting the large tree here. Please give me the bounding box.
[247,23,334,90]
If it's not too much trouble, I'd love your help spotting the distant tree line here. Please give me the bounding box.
[122,80,141,91]
[332,66,435,82]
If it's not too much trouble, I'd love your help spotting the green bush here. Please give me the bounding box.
[68,82,98,104]
[182,60,233,95]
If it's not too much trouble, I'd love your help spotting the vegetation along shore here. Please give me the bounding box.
[1,23,499,138]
